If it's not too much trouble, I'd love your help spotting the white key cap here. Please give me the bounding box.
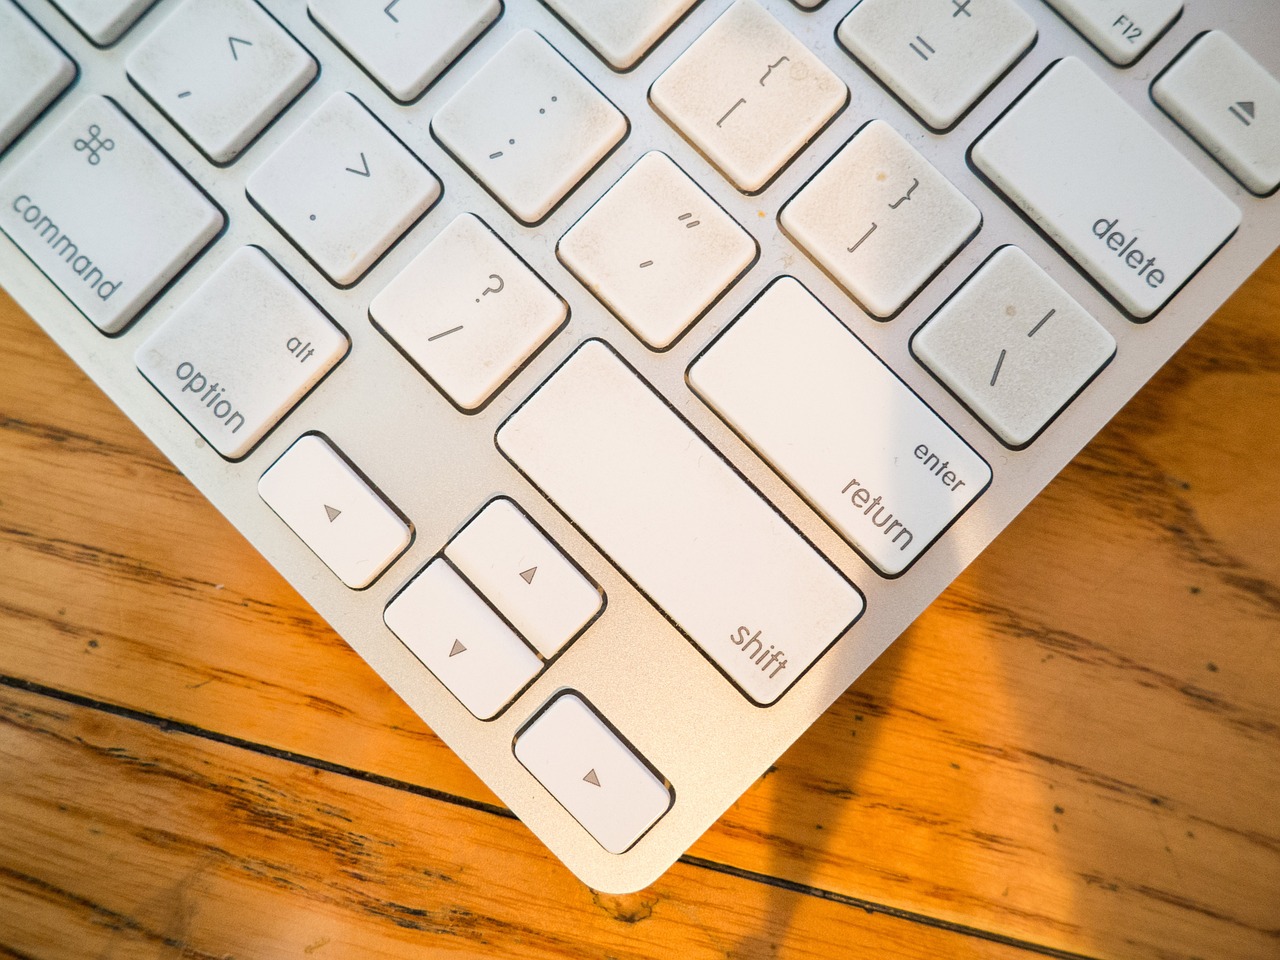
[688,278,990,577]
[650,0,848,193]
[0,97,223,334]
[258,434,411,588]
[445,498,602,658]
[1041,0,1181,67]
[0,2,76,154]
[308,0,500,103]
[972,58,1240,320]
[542,0,699,71]
[432,31,627,225]
[514,692,671,855]
[384,559,543,720]
[247,93,441,286]
[126,0,317,165]
[779,120,980,318]
[497,340,862,706]
[558,151,757,349]
[837,0,1036,131]
[48,0,155,45]
[135,247,347,459]
[912,247,1116,448]
[369,213,567,410]
[1153,31,1280,197]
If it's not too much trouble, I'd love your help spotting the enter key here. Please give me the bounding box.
[972,57,1240,320]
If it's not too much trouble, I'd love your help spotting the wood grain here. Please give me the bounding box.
[1,253,1278,959]
[0,685,1044,960]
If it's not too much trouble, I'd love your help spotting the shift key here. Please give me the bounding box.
[972,58,1239,320]
[0,97,224,334]
[497,339,863,706]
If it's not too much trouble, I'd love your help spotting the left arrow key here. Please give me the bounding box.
[258,434,411,589]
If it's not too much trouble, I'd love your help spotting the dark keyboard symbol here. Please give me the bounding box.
[74,124,114,165]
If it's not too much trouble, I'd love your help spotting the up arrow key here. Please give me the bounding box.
[228,36,253,61]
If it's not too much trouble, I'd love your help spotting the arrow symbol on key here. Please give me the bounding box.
[583,769,601,787]
[1229,101,1256,126]
[324,504,342,522]
[228,36,253,60]
[519,566,537,584]
[449,639,467,657]
[345,152,371,177]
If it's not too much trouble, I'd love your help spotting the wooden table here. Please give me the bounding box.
[2,253,1277,960]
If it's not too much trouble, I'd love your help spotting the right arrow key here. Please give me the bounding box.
[515,692,672,855]
[1153,30,1280,196]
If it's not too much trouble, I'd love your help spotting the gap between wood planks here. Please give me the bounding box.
[0,673,1100,960]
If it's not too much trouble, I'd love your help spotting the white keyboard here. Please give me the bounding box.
[1,0,1277,893]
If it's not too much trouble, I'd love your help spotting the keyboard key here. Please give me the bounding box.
[515,692,671,854]
[650,0,847,193]
[126,0,317,165]
[0,1,76,154]
[432,30,627,225]
[541,0,700,71]
[247,92,441,287]
[1152,31,1280,197]
[369,213,567,411]
[912,246,1116,448]
[258,434,411,588]
[135,246,347,459]
[972,58,1240,320]
[48,0,156,45]
[445,497,602,658]
[497,339,863,706]
[837,0,1036,132]
[779,120,980,318]
[384,559,543,720]
[308,0,501,103]
[1040,0,1181,67]
[0,97,223,335]
[558,151,757,349]
[688,277,990,577]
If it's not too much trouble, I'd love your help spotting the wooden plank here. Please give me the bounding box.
[0,685,1039,960]
[2,253,1278,959]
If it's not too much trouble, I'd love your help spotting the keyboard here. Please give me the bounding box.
[1,0,1277,893]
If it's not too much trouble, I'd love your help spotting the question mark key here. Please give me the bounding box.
[370,213,568,410]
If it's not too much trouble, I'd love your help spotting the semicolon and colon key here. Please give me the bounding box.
[431,30,627,225]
